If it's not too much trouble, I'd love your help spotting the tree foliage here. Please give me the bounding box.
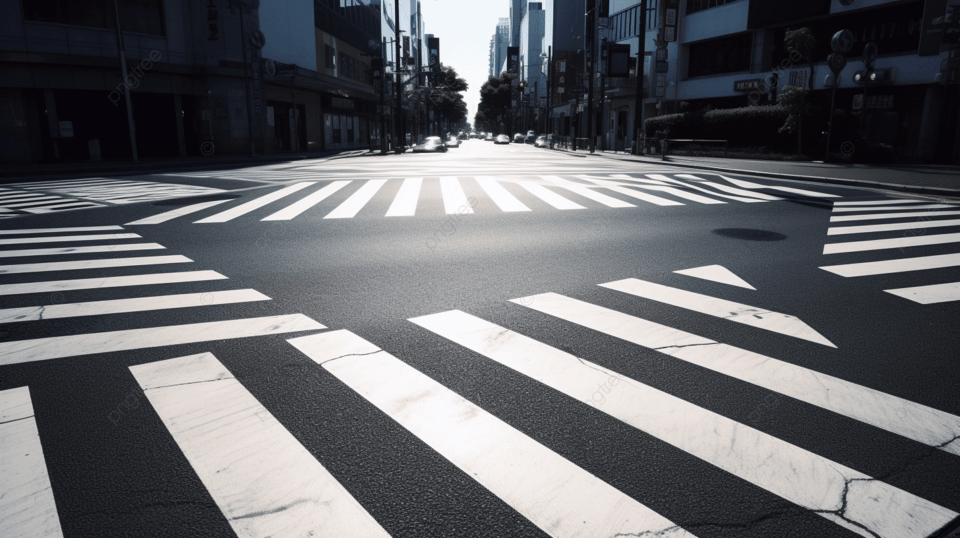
[474,72,516,133]
[423,65,468,128]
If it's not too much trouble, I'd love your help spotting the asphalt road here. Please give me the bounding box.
[2,141,959,538]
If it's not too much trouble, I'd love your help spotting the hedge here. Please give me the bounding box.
[645,106,791,150]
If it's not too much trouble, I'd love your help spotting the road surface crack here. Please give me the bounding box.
[318,349,381,366]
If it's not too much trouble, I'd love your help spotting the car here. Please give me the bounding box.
[446,136,461,148]
[525,132,537,144]
[513,133,525,143]
[495,134,511,144]
[411,136,448,153]
[485,133,495,141]
[534,135,547,148]
[458,132,468,141]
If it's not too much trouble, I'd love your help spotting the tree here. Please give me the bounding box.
[475,72,516,133]
[777,85,807,156]
[427,65,468,132]
[783,28,816,155]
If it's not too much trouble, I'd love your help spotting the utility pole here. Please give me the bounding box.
[599,39,607,151]
[547,46,552,138]
[112,0,138,162]
[394,0,403,152]
[380,37,388,154]
[229,0,256,156]
[632,0,647,154]
[586,0,597,153]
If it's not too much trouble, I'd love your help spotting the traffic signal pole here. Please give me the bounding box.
[586,0,597,153]
[395,0,403,153]
[632,0,647,154]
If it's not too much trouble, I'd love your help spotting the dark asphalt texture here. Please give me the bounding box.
[1,143,958,537]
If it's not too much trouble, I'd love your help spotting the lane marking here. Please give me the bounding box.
[0,243,165,259]
[0,289,269,324]
[512,292,960,456]
[474,176,531,212]
[262,181,350,221]
[384,177,422,217]
[126,200,231,225]
[0,233,141,246]
[675,175,784,200]
[0,387,64,538]
[830,210,960,222]
[0,255,192,275]
[832,204,955,213]
[439,177,475,214]
[23,203,103,214]
[715,175,841,198]
[1,198,66,208]
[130,353,389,538]
[324,179,387,219]
[518,182,585,209]
[823,232,960,254]
[885,282,960,305]
[828,219,960,236]
[833,200,926,206]
[0,270,227,296]
[601,278,833,346]
[634,185,726,204]
[289,330,693,538]
[0,314,324,366]
[674,265,755,289]
[195,182,315,223]
[645,175,763,203]
[820,253,960,277]
[412,310,957,538]
[575,177,684,206]
[540,176,636,208]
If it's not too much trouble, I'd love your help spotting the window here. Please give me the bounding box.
[325,45,336,70]
[22,0,165,35]
[686,0,743,16]
[687,33,752,77]
[609,1,658,42]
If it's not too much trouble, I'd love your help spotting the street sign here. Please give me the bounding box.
[656,60,669,74]
[248,30,266,49]
[831,30,854,54]
[863,42,878,67]
[828,53,847,74]
[571,85,587,97]
[262,58,276,76]
[654,85,665,98]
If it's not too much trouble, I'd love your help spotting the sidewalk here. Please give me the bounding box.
[551,146,960,197]
[0,149,370,182]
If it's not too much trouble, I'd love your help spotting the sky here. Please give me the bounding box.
[418,0,510,126]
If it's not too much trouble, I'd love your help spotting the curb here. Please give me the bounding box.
[0,149,369,183]
[548,147,960,197]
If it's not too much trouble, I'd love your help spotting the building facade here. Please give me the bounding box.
[520,3,547,131]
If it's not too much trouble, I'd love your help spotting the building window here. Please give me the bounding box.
[687,32,752,78]
[686,0,743,16]
[610,0,658,42]
[22,0,166,35]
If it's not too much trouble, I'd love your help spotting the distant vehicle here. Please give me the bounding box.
[513,133,525,143]
[411,136,448,153]
[457,132,468,141]
[495,134,511,144]
[485,133,495,141]
[534,135,547,148]
[446,135,461,148]
[525,132,537,144]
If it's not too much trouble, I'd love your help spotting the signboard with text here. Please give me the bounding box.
[733,79,764,91]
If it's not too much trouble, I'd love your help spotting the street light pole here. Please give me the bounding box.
[112,0,138,162]
[381,37,388,154]
[230,0,256,156]
[632,0,647,154]
[394,0,403,153]
[586,0,597,153]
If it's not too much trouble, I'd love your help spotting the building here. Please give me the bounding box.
[0,0,391,164]
[510,0,526,47]
[544,0,590,138]
[491,17,510,76]
[520,3,547,131]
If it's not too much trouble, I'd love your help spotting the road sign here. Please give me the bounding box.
[831,30,854,54]
[863,42,878,67]
[248,30,266,50]
[828,53,847,74]
[571,85,587,97]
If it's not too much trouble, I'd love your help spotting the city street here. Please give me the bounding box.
[2,141,959,537]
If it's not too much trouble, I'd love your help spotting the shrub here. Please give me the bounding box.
[645,106,791,151]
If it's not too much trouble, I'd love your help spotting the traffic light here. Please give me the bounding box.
[853,68,892,85]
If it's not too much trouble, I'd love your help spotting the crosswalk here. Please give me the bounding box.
[0,178,225,219]
[2,227,958,536]
[820,197,960,304]
[127,173,840,226]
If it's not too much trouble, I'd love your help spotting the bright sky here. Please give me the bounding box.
[418,0,508,126]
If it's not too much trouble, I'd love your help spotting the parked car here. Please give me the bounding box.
[446,135,461,148]
[458,132,469,141]
[525,132,537,144]
[534,135,547,148]
[513,133,525,143]
[412,136,448,153]
[485,133,495,141]
[495,134,511,144]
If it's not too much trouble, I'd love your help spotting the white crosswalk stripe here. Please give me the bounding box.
[289,330,693,538]
[130,352,390,538]
[0,387,64,538]
[113,173,842,225]
[411,308,958,538]
[820,199,960,304]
